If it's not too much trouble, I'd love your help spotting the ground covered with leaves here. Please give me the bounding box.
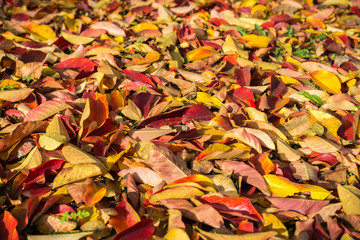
[0,0,360,239]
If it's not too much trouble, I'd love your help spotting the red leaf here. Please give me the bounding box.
[235,67,251,86]
[199,195,264,222]
[182,104,215,124]
[122,69,154,86]
[0,211,19,240]
[229,87,255,107]
[109,199,140,233]
[138,107,189,128]
[55,58,97,72]
[308,153,339,167]
[113,219,154,240]
[23,159,65,184]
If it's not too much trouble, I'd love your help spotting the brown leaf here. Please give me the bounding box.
[161,199,224,228]
[148,145,190,184]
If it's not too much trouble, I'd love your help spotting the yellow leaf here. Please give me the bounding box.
[262,213,289,238]
[264,174,331,200]
[62,143,107,170]
[2,31,28,42]
[251,4,268,16]
[241,34,271,48]
[132,22,158,32]
[310,70,342,94]
[279,76,301,85]
[245,107,268,122]
[23,22,56,41]
[12,147,42,171]
[61,31,95,45]
[164,228,190,240]
[308,109,341,140]
[53,163,104,188]
[0,79,22,89]
[337,185,360,215]
[39,133,69,151]
[240,0,257,7]
[195,92,223,108]
[186,46,218,62]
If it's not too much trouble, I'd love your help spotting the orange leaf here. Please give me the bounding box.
[306,16,326,29]
[109,199,141,233]
[186,46,218,62]
[84,180,107,206]
[0,211,19,240]
[88,92,109,126]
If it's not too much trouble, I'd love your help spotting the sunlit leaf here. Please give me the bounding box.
[23,22,56,40]
[310,70,342,95]
[264,174,331,200]
[186,46,218,61]
[240,34,271,48]
[337,185,360,215]
[0,211,19,240]
[61,31,95,45]
[53,164,104,188]
[164,228,190,240]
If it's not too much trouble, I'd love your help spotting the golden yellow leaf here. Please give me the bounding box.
[264,174,331,200]
[310,70,342,95]
[241,34,271,48]
[132,22,158,32]
[262,213,289,238]
[308,109,341,140]
[195,92,223,108]
[279,76,301,85]
[164,228,190,240]
[23,22,56,41]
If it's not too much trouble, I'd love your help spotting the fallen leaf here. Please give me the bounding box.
[337,185,360,215]
[199,195,264,222]
[61,31,95,45]
[52,163,104,188]
[310,70,342,95]
[148,145,190,184]
[264,174,331,200]
[23,22,56,40]
[24,100,71,122]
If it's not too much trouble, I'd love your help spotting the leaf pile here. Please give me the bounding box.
[0,0,360,239]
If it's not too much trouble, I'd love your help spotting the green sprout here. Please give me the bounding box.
[61,210,90,223]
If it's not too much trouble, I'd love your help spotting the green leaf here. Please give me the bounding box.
[255,24,266,36]
[297,91,324,106]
